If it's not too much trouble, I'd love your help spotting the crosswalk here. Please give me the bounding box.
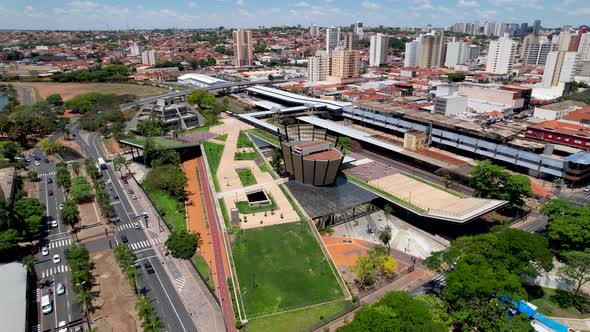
[34,288,41,303]
[110,201,122,206]
[151,237,162,245]
[31,324,40,332]
[129,240,151,251]
[175,276,186,290]
[47,238,71,249]
[39,171,56,177]
[40,264,70,278]
[117,223,137,231]
[572,192,590,201]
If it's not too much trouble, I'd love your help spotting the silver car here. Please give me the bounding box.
[56,282,65,295]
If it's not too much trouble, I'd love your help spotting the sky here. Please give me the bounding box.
[0,0,587,30]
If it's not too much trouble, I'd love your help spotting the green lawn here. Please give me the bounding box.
[147,189,186,231]
[123,136,192,149]
[214,133,228,142]
[202,141,224,191]
[247,129,280,146]
[237,169,257,186]
[232,222,344,317]
[246,300,355,332]
[238,130,254,148]
[526,286,590,319]
[258,162,271,173]
[235,152,259,160]
[192,253,215,292]
[236,195,277,214]
[218,198,232,232]
[279,185,305,221]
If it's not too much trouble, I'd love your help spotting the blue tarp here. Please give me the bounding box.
[533,313,569,332]
[517,300,537,318]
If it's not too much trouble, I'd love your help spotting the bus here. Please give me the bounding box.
[97,157,108,170]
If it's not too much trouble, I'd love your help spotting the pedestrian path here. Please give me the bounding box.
[150,237,162,246]
[117,223,138,231]
[39,171,56,177]
[40,264,70,278]
[47,238,71,249]
[129,240,150,251]
[571,192,590,201]
[175,276,186,291]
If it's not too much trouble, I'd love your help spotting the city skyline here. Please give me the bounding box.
[0,0,588,31]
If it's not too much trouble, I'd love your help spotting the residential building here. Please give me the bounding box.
[557,30,573,51]
[308,51,331,82]
[141,49,157,65]
[404,40,421,67]
[353,21,364,39]
[484,21,497,36]
[521,35,558,65]
[542,51,578,88]
[434,94,468,116]
[369,33,388,67]
[444,40,469,67]
[129,42,142,56]
[326,26,341,54]
[533,19,541,36]
[342,32,358,50]
[419,30,444,68]
[485,33,517,74]
[309,24,320,36]
[519,23,529,37]
[578,32,590,61]
[233,28,253,67]
[468,45,481,60]
[135,67,180,82]
[329,49,360,81]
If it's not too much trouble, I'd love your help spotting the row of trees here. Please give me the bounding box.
[51,64,131,82]
[65,244,95,326]
[84,158,114,219]
[114,244,138,293]
[0,198,45,255]
[469,160,533,207]
[56,162,72,191]
[136,296,163,331]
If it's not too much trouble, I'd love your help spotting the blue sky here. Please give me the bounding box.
[0,0,587,30]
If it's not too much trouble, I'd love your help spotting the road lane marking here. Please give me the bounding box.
[148,257,187,332]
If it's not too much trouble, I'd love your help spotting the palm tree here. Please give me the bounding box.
[379,226,392,254]
[143,315,163,332]
[136,296,154,321]
[71,161,81,175]
[126,267,138,294]
[75,290,94,331]
[21,255,35,274]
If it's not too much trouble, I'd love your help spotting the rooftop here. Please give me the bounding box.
[529,120,590,137]
[563,107,590,123]
[0,262,27,332]
[536,100,588,111]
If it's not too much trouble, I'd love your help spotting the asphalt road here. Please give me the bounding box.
[28,144,84,332]
[75,127,197,332]
[15,85,34,105]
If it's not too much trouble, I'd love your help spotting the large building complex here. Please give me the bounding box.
[233,28,253,67]
[129,96,204,133]
[485,33,517,74]
[369,33,388,67]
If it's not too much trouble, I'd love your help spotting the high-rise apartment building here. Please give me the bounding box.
[485,33,517,74]
[419,30,445,68]
[232,28,253,67]
[129,43,142,56]
[326,26,341,54]
[353,22,364,39]
[369,33,388,67]
[308,51,330,82]
[342,32,359,50]
[519,23,529,37]
[533,20,541,36]
[557,30,573,51]
[309,24,320,36]
[404,40,421,67]
[468,45,481,60]
[521,35,558,65]
[330,49,360,81]
[578,32,590,61]
[141,49,157,65]
[543,51,578,88]
[484,22,497,36]
[444,40,469,67]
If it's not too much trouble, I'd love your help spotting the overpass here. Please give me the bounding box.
[119,79,286,110]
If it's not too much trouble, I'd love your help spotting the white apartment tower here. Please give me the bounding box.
[404,40,421,67]
[233,29,253,67]
[369,33,389,67]
[141,50,157,65]
[444,40,469,67]
[326,26,341,54]
[308,51,331,82]
[309,24,320,36]
[577,33,590,61]
[485,33,517,74]
[542,51,578,88]
[353,22,364,39]
[468,45,481,60]
[521,35,558,65]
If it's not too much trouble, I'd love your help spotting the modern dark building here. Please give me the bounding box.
[281,124,344,186]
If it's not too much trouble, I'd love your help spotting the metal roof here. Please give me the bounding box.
[0,262,27,332]
[246,86,351,111]
[565,151,590,165]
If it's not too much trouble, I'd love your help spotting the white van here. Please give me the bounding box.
[41,295,52,314]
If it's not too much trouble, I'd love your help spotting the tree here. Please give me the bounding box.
[270,148,284,174]
[187,89,216,108]
[61,199,79,227]
[137,115,163,137]
[143,164,187,200]
[26,170,39,183]
[143,315,163,332]
[447,72,466,82]
[469,160,532,206]
[0,141,21,161]
[337,291,446,332]
[353,247,397,286]
[46,94,64,106]
[165,230,201,259]
[0,229,20,255]
[416,294,452,329]
[383,204,393,217]
[136,296,155,322]
[39,138,62,155]
[558,250,590,296]
[21,255,35,274]
[544,204,590,251]
[71,161,81,175]
[14,197,45,241]
[379,226,392,254]
[338,137,352,151]
[113,154,127,176]
[70,176,93,203]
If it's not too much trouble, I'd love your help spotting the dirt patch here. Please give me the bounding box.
[104,138,124,156]
[7,82,166,101]
[90,250,141,332]
[58,137,83,156]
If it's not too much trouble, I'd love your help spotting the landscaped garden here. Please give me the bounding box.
[237,130,254,148]
[202,141,224,191]
[234,151,259,160]
[147,189,186,231]
[231,222,344,318]
[236,169,257,186]
[235,195,277,214]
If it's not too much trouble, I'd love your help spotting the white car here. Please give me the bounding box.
[584,187,590,192]
[51,220,58,228]
[132,195,138,200]
[59,203,64,210]
[56,282,65,295]
[52,254,60,264]
[106,179,112,184]
[41,246,49,256]
[133,222,140,229]
[35,161,41,166]
[58,321,67,332]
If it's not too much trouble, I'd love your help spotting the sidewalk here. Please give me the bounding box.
[127,175,226,332]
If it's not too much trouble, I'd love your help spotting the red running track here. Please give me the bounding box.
[196,156,236,332]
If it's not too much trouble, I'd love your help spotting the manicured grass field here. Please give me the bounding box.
[8,82,166,101]
[202,141,224,191]
[236,195,277,214]
[237,169,257,186]
[247,128,279,146]
[237,130,254,148]
[147,189,186,231]
[232,222,344,317]
[234,152,259,160]
[214,133,228,142]
[192,252,215,292]
[246,300,355,332]
[218,198,232,232]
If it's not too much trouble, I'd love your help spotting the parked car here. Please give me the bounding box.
[59,203,63,210]
[132,195,138,200]
[41,295,52,314]
[35,161,41,166]
[58,321,67,332]
[144,261,155,274]
[106,179,112,185]
[56,282,65,295]
[121,235,128,243]
[51,220,58,228]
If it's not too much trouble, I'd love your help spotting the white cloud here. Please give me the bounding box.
[458,0,478,7]
[475,9,497,18]
[362,1,380,9]
[188,1,198,8]
[293,1,311,7]
[236,0,244,5]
